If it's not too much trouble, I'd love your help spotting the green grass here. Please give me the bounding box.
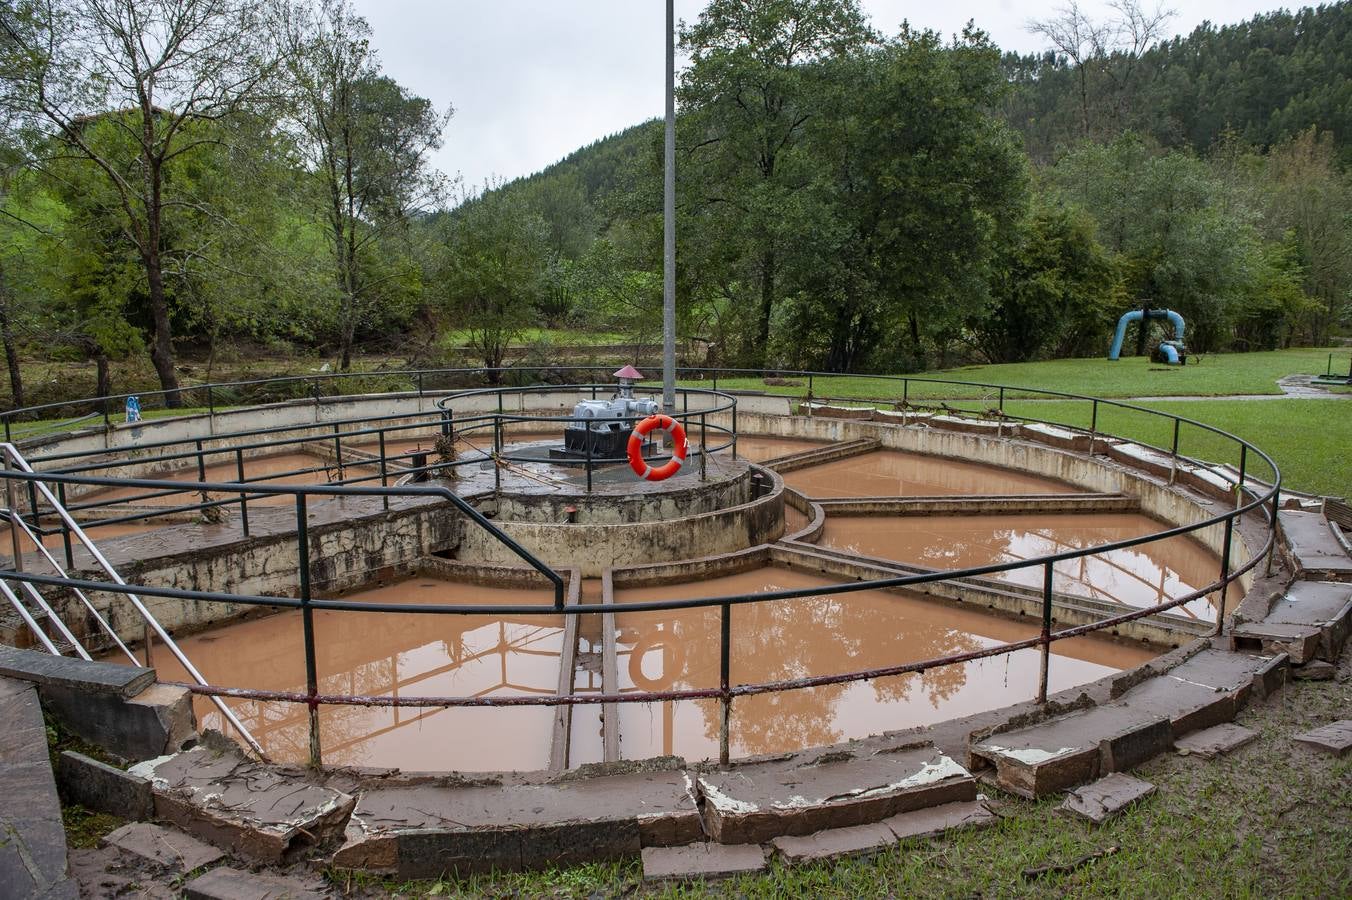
[960,398,1348,497]
[683,347,1350,400]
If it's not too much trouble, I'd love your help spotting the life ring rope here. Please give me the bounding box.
[627,414,688,482]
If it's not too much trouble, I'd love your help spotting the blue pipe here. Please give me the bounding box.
[1108,308,1185,360]
[1159,343,1180,365]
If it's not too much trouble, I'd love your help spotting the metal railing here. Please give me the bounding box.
[0,368,1282,769]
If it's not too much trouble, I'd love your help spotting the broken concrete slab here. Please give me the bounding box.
[770,822,897,864]
[1279,509,1352,579]
[1261,581,1352,661]
[102,822,225,874]
[1162,647,1288,701]
[56,750,155,821]
[883,799,997,841]
[641,842,768,882]
[334,769,698,878]
[130,745,355,864]
[1110,675,1239,741]
[698,746,974,844]
[1174,723,1259,760]
[1293,660,1336,681]
[971,705,1170,799]
[0,677,78,900]
[183,866,331,900]
[1057,773,1156,825]
[0,644,155,697]
[1292,721,1352,758]
[39,679,196,763]
[1231,622,1323,665]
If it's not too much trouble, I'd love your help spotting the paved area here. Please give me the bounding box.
[0,676,77,898]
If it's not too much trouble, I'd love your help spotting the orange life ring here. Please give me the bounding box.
[627,414,688,481]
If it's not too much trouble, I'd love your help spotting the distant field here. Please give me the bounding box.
[683,347,1349,401]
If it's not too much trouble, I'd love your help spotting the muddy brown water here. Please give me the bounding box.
[726,435,832,463]
[612,567,1154,763]
[820,512,1233,620]
[783,450,1072,497]
[146,578,564,772]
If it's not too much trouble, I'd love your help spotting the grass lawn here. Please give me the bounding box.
[683,347,1350,400]
[964,398,1348,498]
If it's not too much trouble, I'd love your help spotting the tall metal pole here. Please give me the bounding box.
[662,0,677,414]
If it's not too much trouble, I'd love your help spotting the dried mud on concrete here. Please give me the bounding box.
[68,648,1351,898]
[359,651,1352,897]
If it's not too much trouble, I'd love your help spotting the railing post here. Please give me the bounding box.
[731,402,738,460]
[1037,561,1053,704]
[1235,445,1247,511]
[585,431,593,494]
[195,439,208,508]
[207,385,214,417]
[493,418,502,496]
[902,379,909,406]
[1215,516,1235,637]
[295,494,322,767]
[1088,399,1099,457]
[699,411,707,481]
[807,373,814,417]
[378,430,390,512]
[417,372,424,398]
[6,473,24,574]
[57,482,74,569]
[331,423,343,482]
[235,449,249,537]
[1169,419,1181,485]
[3,416,10,443]
[719,601,731,766]
[1266,485,1281,576]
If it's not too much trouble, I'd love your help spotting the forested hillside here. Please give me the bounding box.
[1,0,1349,412]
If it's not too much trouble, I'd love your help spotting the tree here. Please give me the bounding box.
[284,0,451,370]
[814,24,1029,370]
[1026,0,1175,141]
[679,0,874,366]
[438,188,550,380]
[1,0,285,406]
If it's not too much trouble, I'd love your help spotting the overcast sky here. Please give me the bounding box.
[352,1,1289,192]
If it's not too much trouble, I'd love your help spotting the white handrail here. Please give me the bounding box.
[0,443,266,759]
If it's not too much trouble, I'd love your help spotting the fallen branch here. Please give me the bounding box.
[1022,845,1121,881]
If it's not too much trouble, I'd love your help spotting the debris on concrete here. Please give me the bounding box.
[698,746,974,844]
[1056,774,1156,825]
[641,842,768,882]
[1292,721,1352,757]
[1174,723,1259,760]
[103,822,225,874]
[130,744,355,863]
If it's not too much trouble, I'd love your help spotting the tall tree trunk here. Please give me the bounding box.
[756,250,776,368]
[908,311,924,369]
[0,269,25,409]
[95,351,111,402]
[144,251,183,407]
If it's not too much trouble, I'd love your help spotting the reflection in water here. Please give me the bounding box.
[613,568,1154,763]
[784,450,1071,498]
[727,436,832,463]
[147,579,563,771]
[821,513,1230,620]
